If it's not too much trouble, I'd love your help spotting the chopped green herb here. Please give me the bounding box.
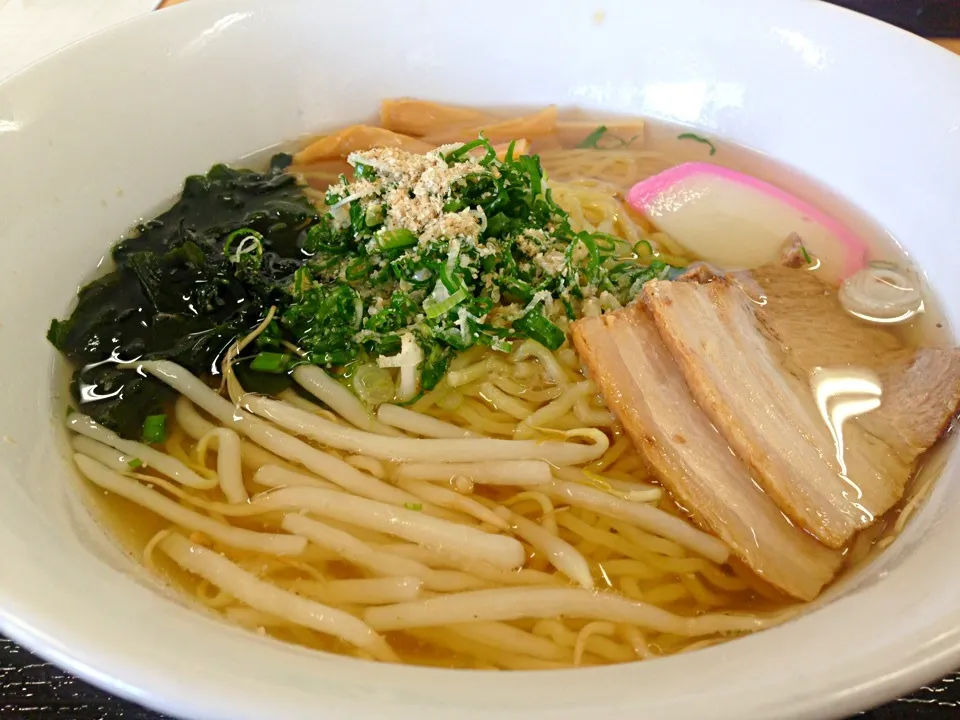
[250,352,292,374]
[633,239,654,258]
[377,228,418,251]
[344,257,372,282]
[800,244,812,264]
[223,228,264,262]
[513,308,565,351]
[578,126,609,149]
[404,502,423,511]
[141,414,167,444]
[677,132,717,156]
[127,458,143,469]
[277,137,679,379]
[424,287,469,319]
[577,125,640,150]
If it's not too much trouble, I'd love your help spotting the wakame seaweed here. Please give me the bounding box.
[48,154,318,439]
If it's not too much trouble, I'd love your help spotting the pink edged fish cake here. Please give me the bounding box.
[626,162,869,279]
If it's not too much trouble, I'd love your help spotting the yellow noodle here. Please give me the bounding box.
[143,528,172,573]
[598,559,661,581]
[609,454,644,474]
[490,376,562,404]
[642,583,690,606]
[619,575,645,601]
[573,621,618,667]
[557,512,657,563]
[605,519,687,558]
[591,545,615,563]
[698,565,749,593]
[196,578,235,609]
[531,619,632,663]
[576,539,599,556]
[166,429,217,480]
[586,435,631,472]
[453,400,519,436]
[679,574,727,607]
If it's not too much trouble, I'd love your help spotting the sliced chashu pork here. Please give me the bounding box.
[572,306,841,601]
[752,264,960,462]
[643,272,960,548]
[751,264,909,371]
[862,349,960,461]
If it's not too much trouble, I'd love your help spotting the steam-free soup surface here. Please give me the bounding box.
[51,99,960,669]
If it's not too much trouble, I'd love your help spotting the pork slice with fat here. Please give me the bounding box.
[751,263,909,371]
[752,264,960,465]
[572,306,841,601]
[862,348,960,460]
[643,275,960,548]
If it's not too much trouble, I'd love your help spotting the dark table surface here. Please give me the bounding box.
[4,1,960,718]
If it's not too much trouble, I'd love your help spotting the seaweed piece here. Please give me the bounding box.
[49,154,317,438]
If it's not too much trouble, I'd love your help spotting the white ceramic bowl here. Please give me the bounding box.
[1,1,960,718]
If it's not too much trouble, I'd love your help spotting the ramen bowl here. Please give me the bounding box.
[1,0,960,718]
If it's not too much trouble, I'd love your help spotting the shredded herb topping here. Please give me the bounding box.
[277,138,673,392]
[577,125,640,150]
[142,414,167,444]
[677,132,717,156]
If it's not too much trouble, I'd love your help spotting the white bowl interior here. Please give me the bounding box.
[1,1,960,718]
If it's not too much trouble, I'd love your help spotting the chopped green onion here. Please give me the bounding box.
[291,267,312,298]
[592,233,619,254]
[365,204,384,227]
[520,155,543,197]
[377,228,418,251]
[305,220,352,254]
[127,458,143,469]
[250,352,292,374]
[274,132,682,393]
[425,287,469,319]
[513,310,565,351]
[633,239,654,258]
[499,276,535,303]
[352,363,395,405]
[437,263,461,294]
[355,163,376,181]
[223,228,265,262]
[677,132,717,156]
[142,414,167,444]
[578,125,609,149]
[572,233,602,283]
[345,257,372,281]
[577,126,640,149]
[445,137,489,163]
[404,502,423,511]
[800,244,812,264]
